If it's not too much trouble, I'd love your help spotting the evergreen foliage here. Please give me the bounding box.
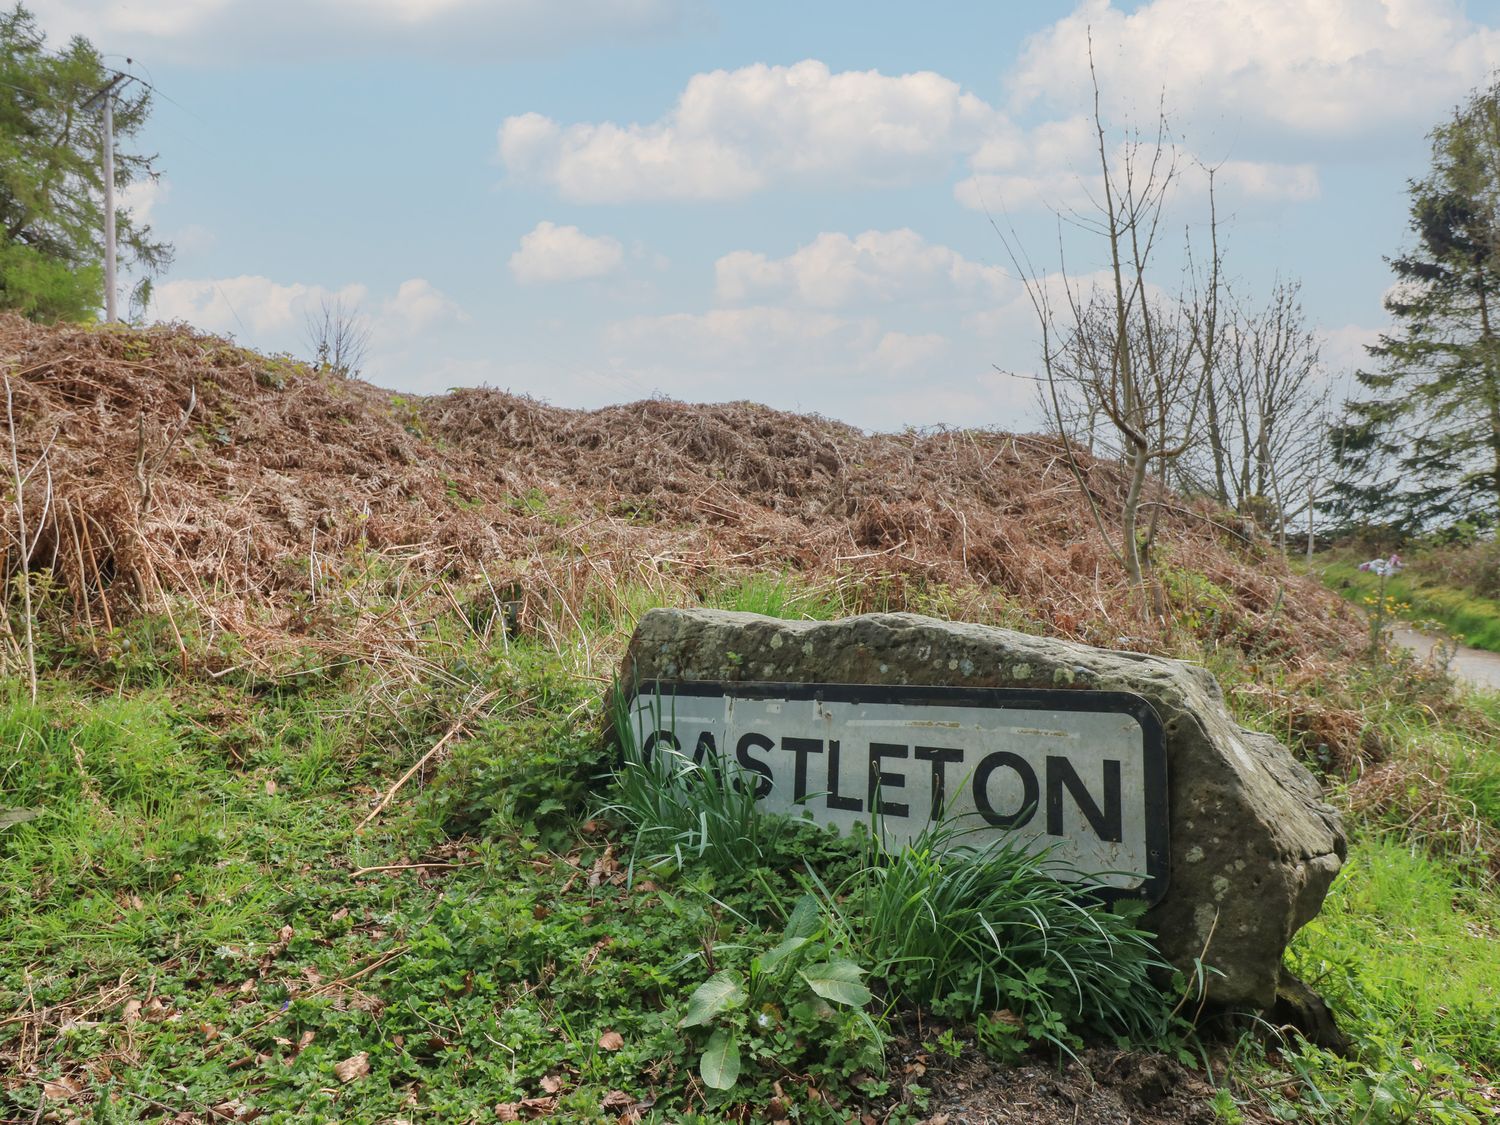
[1329,79,1500,533]
[0,4,170,321]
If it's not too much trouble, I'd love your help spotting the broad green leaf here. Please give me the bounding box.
[680,970,745,1028]
[756,934,808,974]
[699,1027,741,1090]
[800,960,872,1007]
[781,893,821,942]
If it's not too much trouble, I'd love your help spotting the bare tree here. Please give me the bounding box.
[1008,51,1223,617]
[304,297,371,379]
[1191,280,1332,553]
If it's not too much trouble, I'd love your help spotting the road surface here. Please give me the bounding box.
[1390,624,1500,692]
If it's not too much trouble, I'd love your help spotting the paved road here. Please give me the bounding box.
[1391,624,1500,692]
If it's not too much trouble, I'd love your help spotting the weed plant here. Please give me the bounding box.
[604,731,816,880]
[676,894,883,1093]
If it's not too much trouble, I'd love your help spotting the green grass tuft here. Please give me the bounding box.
[820,823,1178,1059]
[708,574,845,620]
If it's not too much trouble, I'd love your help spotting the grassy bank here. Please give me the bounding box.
[3,573,1500,1123]
[1321,559,1500,652]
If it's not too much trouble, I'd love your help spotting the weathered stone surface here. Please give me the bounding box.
[620,608,1346,1009]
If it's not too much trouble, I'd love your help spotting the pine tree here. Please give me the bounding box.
[0,4,170,321]
[1329,80,1500,534]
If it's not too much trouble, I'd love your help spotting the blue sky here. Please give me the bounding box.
[34,0,1500,431]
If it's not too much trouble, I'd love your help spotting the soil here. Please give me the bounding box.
[886,1039,1230,1125]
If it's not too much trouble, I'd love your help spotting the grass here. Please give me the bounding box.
[1289,836,1500,1067]
[1322,558,1500,652]
[707,573,846,620]
[4,567,1500,1122]
[821,825,1179,1058]
[605,697,845,880]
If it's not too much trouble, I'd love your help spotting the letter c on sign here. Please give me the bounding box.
[973,751,1039,829]
[641,729,680,765]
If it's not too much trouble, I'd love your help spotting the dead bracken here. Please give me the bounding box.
[0,313,1361,677]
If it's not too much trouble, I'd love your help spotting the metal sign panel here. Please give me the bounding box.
[623,680,1169,903]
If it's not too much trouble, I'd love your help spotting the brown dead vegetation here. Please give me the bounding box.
[0,314,1362,677]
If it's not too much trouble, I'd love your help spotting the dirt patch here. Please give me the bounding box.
[889,1041,1225,1125]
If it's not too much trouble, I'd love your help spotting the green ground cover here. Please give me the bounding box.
[1322,558,1500,653]
[3,579,1500,1122]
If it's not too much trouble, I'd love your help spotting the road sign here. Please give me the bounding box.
[622,680,1169,903]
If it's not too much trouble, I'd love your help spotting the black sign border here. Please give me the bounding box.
[626,679,1170,906]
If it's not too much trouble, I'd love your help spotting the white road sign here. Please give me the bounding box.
[623,681,1168,902]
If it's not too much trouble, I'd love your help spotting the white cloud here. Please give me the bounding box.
[149,275,464,360]
[1012,0,1500,135]
[1318,323,1384,379]
[604,306,948,379]
[872,331,948,373]
[33,0,691,61]
[499,59,1003,202]
[150,275,367,337]
[953,112,1321,214]
[509,221,625,284]
[1215,160,1320,202]
[378,279,467,334]
[118,176,168,226]
[715,229,1010,308]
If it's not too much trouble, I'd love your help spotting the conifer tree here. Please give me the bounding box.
[1329,79,1500,534]
[0,4,170,321]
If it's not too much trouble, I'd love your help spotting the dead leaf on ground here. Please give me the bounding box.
[495,1106,521,1122]
[210,1099,261,1120]
[42,1076,81,1100]
[333,1052,370,1083]
[597,1030,624,1051]
[588,845,617,888]
[121,998,142,1025]
[600,1089,634,1111]
[296,1030,315,1053]
[264,778,277,795]
[539,1075,563,1094]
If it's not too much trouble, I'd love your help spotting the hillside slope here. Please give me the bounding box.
[0,315,1360,666]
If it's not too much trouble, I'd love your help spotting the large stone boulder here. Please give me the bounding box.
[619,608,1345,1009]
